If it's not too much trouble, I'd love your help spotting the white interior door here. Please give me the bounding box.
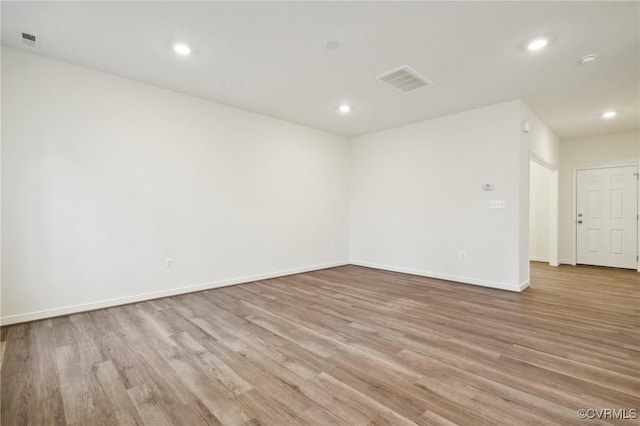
[576,166,638,269]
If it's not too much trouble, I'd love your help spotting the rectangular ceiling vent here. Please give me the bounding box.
[376,65,433,93]
[21,32,37,47]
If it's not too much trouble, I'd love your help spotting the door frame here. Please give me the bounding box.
[530,154,559,267]
[571,164,639,270]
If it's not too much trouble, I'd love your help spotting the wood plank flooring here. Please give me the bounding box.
[2,263,639,425]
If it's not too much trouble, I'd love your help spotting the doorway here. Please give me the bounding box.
[529,157,559,268]
[530,161,551,262]
[576,166,638,269]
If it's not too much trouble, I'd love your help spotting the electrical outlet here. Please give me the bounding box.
[460,251,467,260]
[164,258,172,269]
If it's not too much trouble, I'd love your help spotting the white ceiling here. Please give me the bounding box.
[2,1,638,139]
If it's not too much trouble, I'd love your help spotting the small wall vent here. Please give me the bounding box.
[376,65,433,93]
[22,32,37,47]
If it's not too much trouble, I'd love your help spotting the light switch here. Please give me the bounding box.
[489,200,505,209]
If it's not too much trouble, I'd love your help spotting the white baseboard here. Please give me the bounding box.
[559,258,575,265]
[350,260,525,292]
[1,259,537,325]
[529,257,549,263]
[0,261,348,326]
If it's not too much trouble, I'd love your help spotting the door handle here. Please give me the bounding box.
[577,220,583,224]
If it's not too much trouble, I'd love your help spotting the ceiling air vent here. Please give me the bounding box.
[376,65,433,93]
[21,32,37,47]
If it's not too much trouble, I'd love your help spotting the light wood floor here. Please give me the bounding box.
[1,263,639,425]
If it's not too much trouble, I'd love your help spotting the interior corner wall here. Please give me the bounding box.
[1,48,569,325]
[1,48,351,325]
[558,130,640,264]
[349,101,524,291]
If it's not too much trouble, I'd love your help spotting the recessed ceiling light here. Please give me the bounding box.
[173,43,191,55]
[601,111,617,119]
[527,38,548,51]
[579,54,598,64]
[339,104,351,113]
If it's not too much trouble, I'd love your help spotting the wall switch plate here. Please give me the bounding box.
[489,200,506,209]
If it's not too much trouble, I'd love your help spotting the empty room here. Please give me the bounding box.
[1,1,639,425]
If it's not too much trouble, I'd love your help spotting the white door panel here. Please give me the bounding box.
[576,166,638,269]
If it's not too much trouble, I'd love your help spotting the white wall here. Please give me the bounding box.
[529,161,550,261]
[0,48,572,324]
[558,130,640,264]
[0,45,3,322]
[349,101,526,291]
[1,48,350,324]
